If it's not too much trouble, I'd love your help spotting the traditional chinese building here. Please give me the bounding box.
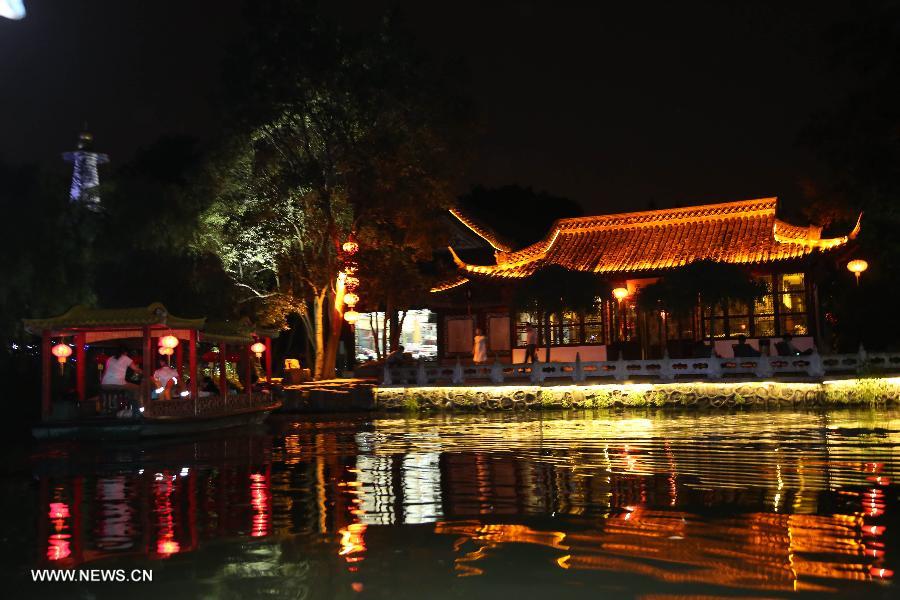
[430,197,859,361]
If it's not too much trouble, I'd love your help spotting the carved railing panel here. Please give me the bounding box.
[144,392,278,418]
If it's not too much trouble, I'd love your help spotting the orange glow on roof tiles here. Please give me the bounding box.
[445,197,857,280]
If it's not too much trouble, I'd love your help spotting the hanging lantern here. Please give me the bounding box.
[344,292,359,307]
[847,259,868,285]
[612,287,629,301]
[344,275,359,289]
[250,341,266,358]
[342,239,359,255]
[158,347,174,356]
[159,335,179,349]
[344,310,360,324]
[51,343,72,374]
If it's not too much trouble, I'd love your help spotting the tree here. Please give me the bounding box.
[512,265,609,362]
[200,1,470,378]
[799,1,900,349]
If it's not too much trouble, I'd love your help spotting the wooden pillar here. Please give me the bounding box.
[176,339,184,381]
[218,342,228,403]
[142,326,152,408]
[264,337,273,382]
[245,343,253,403]
[75,332,86,403]
[189,330,198,415]
[41,331,52,421]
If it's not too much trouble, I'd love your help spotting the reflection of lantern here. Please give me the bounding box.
[342,239,359,255]
[343,292,359,307]
[344,310,360,324]
[159,335,179,349]
[51,343,72,374]
[847,259,868,285]
[250,342,266,358]
[612,287,629,301]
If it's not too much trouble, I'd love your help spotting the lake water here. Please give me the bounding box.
[2,408,897,599]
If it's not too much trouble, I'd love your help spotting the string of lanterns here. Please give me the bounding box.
[342,235,361,324]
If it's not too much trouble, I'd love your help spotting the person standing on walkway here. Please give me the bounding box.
[524,323,538,363]
[473,328,488,363]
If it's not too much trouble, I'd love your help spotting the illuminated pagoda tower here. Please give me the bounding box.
[62,129,109,211]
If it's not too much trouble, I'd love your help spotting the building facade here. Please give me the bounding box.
[430,198,859,361]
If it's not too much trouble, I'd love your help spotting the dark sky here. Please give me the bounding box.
[0,0,855,214]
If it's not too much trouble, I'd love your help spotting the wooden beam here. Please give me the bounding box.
[75,332,86,403]
[219,341,228,404]
[189,329,198,415]
[142,326,152,409]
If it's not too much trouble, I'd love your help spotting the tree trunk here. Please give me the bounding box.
[313,289,326,379]
[369,312,381,360]
[387,296,400,352]
[322,282,346,380]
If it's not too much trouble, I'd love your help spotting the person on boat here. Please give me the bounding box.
[473,328,488,363]
[152,357,178,400]
[101,346,142,402]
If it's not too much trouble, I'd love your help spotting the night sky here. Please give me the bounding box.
[0,0,856,214]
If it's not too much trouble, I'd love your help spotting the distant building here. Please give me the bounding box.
[62,129,109,211]
[431,197,860,361]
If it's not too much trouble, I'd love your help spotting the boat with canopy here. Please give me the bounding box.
[24,303,280,440]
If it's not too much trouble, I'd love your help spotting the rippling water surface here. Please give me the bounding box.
[2,408,898,599]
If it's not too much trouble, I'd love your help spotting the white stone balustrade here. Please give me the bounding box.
[380,347,900,386]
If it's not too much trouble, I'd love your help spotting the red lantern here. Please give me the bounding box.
[250,342,266,358]
[51,343,72,374]
[159,335,179,349]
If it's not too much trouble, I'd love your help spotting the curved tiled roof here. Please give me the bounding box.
[448,207,515,252]
[444,197,857,281]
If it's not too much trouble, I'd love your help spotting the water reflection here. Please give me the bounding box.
[12,409,900,597]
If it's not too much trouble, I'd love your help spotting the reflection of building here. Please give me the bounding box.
[431,198,859,361]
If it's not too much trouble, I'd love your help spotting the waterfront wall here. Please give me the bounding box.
[373,377,900,411]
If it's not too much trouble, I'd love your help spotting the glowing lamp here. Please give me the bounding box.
[159,335,179,349]
[344,275,359,289]
[612,287,629,301]
[158,347,174,356]
[344,310,360,324]
[344,292,359,307]
[342,239,359,254]
[847,259,868,285]
[51,343,72,373]
[250,341,266,358]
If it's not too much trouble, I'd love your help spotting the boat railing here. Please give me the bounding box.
[380,346,900,386]
[144,390,278,418]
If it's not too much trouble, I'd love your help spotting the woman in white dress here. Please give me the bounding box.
[473,328,488,364]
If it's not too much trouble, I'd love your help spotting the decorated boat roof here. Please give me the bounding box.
[438,197,859,286]
[24,302,205,334]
